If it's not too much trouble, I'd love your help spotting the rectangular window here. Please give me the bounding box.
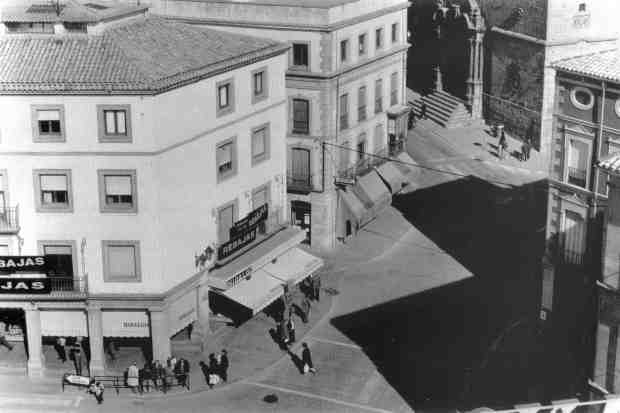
[357,137,366,161]
[375,79,383,113]
[340,39,349,63]
[390,72,399,105]
[358,86,367,122]
[340,94,349,131]
[218,202,236,244]
[34,169,72,212]
[97,105,131,142]
[292,99,310,134]
[567,138,588,188]
[391,23,399,43]
[98,169,137,213]
[32,105,65,142]
[375,27,384,50]
[102,241,141,282]
[216,79,235,117]
[216,138,237,182]
[41,243,74,279]
[340,141,350,170]
[252,124,270,165]
[252,184,270,233]
[252,67,268,103]
[290,147,311,187]
[292,43,309,68]
[374,123,384,151]
[358,33,366,56]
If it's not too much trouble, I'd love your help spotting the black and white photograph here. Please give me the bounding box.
[0,0,619,412]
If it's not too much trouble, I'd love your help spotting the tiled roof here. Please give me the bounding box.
[553,49,620,83]
[598,153,620,176]
[1,1,147,23]
[0,16,289,94]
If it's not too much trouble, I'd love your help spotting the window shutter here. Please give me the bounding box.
[252,129,266,156]
[40,174,67,191]
[37,110,59,121]
[564,210,586,255]
[105,176,131,196]
[116,111,126,134]
[218,205,235,243]
[108,245,136,278]
[217,143,232,166]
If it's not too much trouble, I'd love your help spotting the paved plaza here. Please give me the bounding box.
[0,120,558,412]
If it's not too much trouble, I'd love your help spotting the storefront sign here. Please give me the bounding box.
[102,311,150,337]
[230,204,268,238]
[227,266,252,288]
[0,276,50,294]
[218,227,257,260]
[6,325,24,342]
[0,256,47,273]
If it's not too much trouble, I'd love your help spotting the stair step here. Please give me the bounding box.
[421,98,455,118]
[436,89,467,105]
[423,96,460,112]
[427,93,465,109]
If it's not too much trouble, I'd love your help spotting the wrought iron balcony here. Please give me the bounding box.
[287,173,314,194]
[0,206,20,234]
[567,167,587,188]
[337,147,389,182]
[49,276,88,297]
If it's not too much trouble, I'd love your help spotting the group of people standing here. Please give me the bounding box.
[55,336,86,376]
[125,356,190,394]
[199,349,229,388]
[497,128,533,162]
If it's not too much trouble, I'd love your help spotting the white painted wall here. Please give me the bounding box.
[0,52,288,295]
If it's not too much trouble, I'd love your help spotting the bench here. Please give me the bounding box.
[92,374,190,394]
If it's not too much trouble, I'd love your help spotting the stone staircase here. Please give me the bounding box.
[410,90,473,128]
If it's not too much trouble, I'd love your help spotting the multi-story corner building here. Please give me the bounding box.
[0,1,323,377]
[539,50,620,390]
[148,0,411,250]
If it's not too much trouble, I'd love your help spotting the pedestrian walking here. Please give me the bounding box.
[0,318,15,351]
[312,275,321,302]
[287,319,296,343]
[142,362,153,393]
[498,130,507,159]
[525,137,532,161]
[301,296,311,323]
[220,350,229,382]
[106,340,116,362]
[153,360,164,391]
[127,362,140,393]
[301,342,316,374]
[70,337,84,376]
[55,336,67,362]
[164,360,174,392]
[279,318,289,345]
[520,141,527,162]
[208,353,220,388]
[420,101,427,119]
[187,323,193,341]
[89,381,104,404]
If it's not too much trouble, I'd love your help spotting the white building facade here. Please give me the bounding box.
[0,1,322,377]
[150,0,412,250]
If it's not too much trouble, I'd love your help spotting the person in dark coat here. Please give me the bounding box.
[312,275,321,302]
[208,353,220,388]
[70,337,84,376]
[498,130,507,159]
[220,350,229,382]
[301,342,316,374]
[525,137,532,161]
[199,361,210,387]
[301,296,311,323]
[142,362,153,393]
[287,319,296,344]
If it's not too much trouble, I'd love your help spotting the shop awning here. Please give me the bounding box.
[40,311,87,337]
[355,169,391,213]
[102,311,150,337]
[339,189,367,224]
[376,162,407,194]
[221,247,324,315]
[167,289,198,337]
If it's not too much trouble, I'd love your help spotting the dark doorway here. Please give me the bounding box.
[291,201,311,244]
[346,220,352,237]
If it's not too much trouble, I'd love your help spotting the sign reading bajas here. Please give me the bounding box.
[0,256,48,273]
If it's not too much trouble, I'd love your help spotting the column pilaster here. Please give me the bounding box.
[149,310,170,363]
[87,306,105,376]
[25,306,43,377]
[196,282,211,353]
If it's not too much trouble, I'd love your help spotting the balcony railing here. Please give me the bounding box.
[49,276,88,296]
[338,147,389,181]
[567,167,587,188]
[287,173,313,194]
[0,206,19,234]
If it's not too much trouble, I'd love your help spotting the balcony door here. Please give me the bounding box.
[562,210,586,265]
[291,148,311,186]
[41,242,74,291]
[567,138,589,188]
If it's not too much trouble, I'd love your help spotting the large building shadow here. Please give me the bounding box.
[330,176,587,410]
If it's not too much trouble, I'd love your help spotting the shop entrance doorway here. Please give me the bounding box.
[291,201,311,244]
